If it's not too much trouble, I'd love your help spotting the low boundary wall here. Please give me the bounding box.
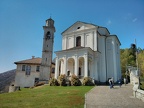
[133,84,144,102]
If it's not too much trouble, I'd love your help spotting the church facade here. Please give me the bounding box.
[54,21,121,83]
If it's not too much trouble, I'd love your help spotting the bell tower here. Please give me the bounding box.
[40,18,55,81]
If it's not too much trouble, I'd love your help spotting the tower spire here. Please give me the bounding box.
[50,13,52,18]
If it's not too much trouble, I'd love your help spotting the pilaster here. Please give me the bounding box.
[84,54,88,77]
[64,55,67,75]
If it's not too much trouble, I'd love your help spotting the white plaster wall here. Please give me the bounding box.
[67,36,74,49]
[62,37,65,50]
[81,34,85,47]
[116,42,121,79]
[93,56,99,80]
[106,36,121,82]
[106,38,114,79]
[98,35,106,82]
[112,38,117,81]
[93,31,97,51]
[85,32,93,48]
[112,37,121,81]
[15,64,40,87]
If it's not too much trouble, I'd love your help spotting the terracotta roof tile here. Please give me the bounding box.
[14,57,55,65]
[14,58,41,65]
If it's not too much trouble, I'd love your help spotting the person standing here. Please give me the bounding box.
[124,78,126,86]
[109,78,114,89]
[118,78,122,87]
[109,78,112,89]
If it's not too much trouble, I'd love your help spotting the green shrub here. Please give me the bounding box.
[58,74,67,86]
[49,77,59,86]
[82,77,95,86]
[70,74,81,86]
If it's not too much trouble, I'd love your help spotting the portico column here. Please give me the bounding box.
[54,57,59,79]
[74,55,79,76]
[84,54,88,77]
[64,56,67,75]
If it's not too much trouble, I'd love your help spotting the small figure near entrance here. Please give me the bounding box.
[109,77,114,89]
[118,78,122,87]
[124,78,127,86]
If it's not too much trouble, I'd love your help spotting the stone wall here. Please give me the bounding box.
[131,70,144,102]
[133,84,144,102]
[130,70,139,85]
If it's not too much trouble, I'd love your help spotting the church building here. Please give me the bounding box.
[54,21,121,83]
[14,18,121,88]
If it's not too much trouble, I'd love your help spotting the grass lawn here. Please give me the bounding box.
[0,85,94,108]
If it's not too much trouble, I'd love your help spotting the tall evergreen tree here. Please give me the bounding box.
[128,44,137,66]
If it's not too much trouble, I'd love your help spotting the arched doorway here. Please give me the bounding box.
[67,58,75,76]
[58,59,64,76]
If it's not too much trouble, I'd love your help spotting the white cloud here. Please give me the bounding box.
[124,13,132,20]
[132,18,138,22]
[106,20,112,25]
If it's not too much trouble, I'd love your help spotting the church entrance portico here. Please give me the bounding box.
[55,47,96,79]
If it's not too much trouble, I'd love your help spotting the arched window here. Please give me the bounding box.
[76,36,81,47]
[46,31,51,39]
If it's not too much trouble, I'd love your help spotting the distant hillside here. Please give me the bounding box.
[0,69,16,93]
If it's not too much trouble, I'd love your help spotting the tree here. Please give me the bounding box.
[120,48,129,77]
[128,44,137,67]
[137,49,144,76]
[120,46,144,77]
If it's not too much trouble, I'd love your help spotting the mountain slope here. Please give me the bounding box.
[0,69,16,93]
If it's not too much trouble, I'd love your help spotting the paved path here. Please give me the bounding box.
[85,84,144,108]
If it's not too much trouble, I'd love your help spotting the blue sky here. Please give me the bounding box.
[0,0,144,73]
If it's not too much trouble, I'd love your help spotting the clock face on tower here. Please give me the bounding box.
[46,31,51,40]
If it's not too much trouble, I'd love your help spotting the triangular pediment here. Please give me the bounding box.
[62,21,97,35]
